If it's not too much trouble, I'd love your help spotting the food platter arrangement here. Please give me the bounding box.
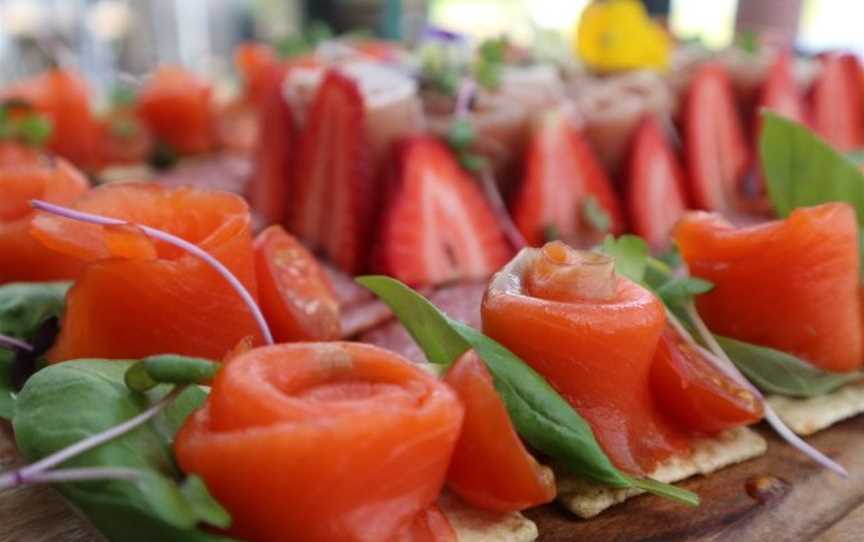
[2,1,864,541]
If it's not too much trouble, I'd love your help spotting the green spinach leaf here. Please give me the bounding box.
[358,275,698,506]
[716,336,864,398]
[13,360,235,542]
[0,281,69,340]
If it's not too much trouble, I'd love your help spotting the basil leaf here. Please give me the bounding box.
[126,355,220,392]
[599,235,649,283]
[716,335,864,398]
[761,112,864,221]
[13,360,235,541]
[0,282,69,340]
[655,276,714,306]
[355,276,468,366]
[358,275,698,506]
[581,196,611,233]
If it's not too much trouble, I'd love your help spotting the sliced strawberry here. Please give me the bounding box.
[375,136,512,286]
[290,70,373,273]
[626,115,688,251]
[682,63,749,212]
[810,53,864,151]
[511,111,624,247]
[248,64,295,226]
[750,51,805,195]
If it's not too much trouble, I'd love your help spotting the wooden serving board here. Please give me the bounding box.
[2,417,864,542]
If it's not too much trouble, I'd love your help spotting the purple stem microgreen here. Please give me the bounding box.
[0,333,32,352]
[681,301,848,477]
[0,386,186,491]
[29,199,274,346]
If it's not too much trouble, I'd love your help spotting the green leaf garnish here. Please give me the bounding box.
[600,234,649,283]
[357,275,699,506]
[0,282,69,341]
[735,29,760,55]
[0,103,53,147]
[716,336,864,398]
[446,117,474,151]
[125,355,221,392]
[655,276,714,306]
[472,37,506,91]
[110,86,137,108]
[13,360,236,540]
[761,112,864,221]
[581,195,612,233]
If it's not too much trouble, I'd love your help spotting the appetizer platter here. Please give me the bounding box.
[3,1,864,540]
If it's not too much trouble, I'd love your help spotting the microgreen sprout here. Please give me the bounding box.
[0,385,186,491]
[0,333,32,352]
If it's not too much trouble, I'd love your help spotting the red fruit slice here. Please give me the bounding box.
[254,225,341,342]
[650,326,764,435]
[751,51,806,195]
[626,115,688,250]
[291,70,373,274]
[512,111,625,247]
[682,63,749,212]
[810,53,864,151]
[248,64,295,226]
[375,136,512,286]
[758,51,806,124]
[445,350,556,512]
[396,507,456,542]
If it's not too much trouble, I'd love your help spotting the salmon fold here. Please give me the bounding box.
[175,342,464,542]
[30,182,262,362]
[0,156,88,283]
[481,241,688,474]
[675,203,862,372]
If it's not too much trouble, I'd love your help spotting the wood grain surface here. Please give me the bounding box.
[1,416,863,542]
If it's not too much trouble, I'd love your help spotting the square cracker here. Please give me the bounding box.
[768,382,864,436]
[440,492,538,542]
[556,426,767,519]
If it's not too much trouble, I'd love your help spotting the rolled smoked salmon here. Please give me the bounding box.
[482,241,689,474]
[175,342,464,542]
[0,156,88,283]
[676,203,862,372]
[30,183,262,362]
[445,350,555,512]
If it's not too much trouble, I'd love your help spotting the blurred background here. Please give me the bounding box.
[0,0,861,89]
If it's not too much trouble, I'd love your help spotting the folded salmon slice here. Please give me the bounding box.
[30,182,262,362]
[175,342,463,542]
[481,242,690,474]
[0,156,89,283]
[676,202,862,372]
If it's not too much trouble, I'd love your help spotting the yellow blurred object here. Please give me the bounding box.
[575,0,670,72]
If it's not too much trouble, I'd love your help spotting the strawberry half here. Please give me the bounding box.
[375,136,512,286]
[626,115,688,251]
[290,70,373,274]
[512,110,624,247]
[751,51,805,195]
[682,63,749,212]
[248,64,295,227]
[810,53,864,152]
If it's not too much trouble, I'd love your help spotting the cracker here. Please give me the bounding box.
[768,382,864,436]
[439,492,538,542]
[556,426,767,518]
